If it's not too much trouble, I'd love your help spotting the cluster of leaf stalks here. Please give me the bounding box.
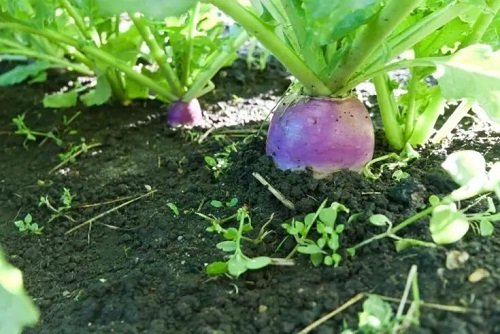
[0,1,248,107]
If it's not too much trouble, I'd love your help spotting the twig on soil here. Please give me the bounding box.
[377,295,470,313]
[298,293,365,334]
[252,172,295,210]
[65,189,157,235]
[76,194,140,208]
[198,127,215,144]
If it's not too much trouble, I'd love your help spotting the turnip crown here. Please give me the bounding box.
[266,96,374,178]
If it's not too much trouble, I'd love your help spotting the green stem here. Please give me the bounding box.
[462,0,500,47]
[408,88,446,146]
[80,46,177,102]
[340,58,436,93]
[328,0,422,93]
[386,3,469,60]
[59,0,92,41]
[404,70,419,141]
[207,0,331,96]
[372,74,405,150]
[182,3,200,86]
[0,41,93,75]
[0,21,176,101]
[183,30,249,101]
[131,14,184,97]
[351,206,435,251]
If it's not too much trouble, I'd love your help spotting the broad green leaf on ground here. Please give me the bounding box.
[433,44,500,122]
[43,89,78,108]
[0,62,52,87]
[303,0,383,45]
[80,75,112,106]
[0,248,39,334]
[95,0,198,19]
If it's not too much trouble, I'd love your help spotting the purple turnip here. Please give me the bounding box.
[167,99,204,127]
[266,96,374,178]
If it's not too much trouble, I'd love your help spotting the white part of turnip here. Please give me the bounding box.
[167,99,204,127]
[266,96,374,178]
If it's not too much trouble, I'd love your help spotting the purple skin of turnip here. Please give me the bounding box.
[266,96,374,178]
[167,98,204,127]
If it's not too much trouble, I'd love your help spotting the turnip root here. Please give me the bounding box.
[266,96,374,178]
[167,99,204,127]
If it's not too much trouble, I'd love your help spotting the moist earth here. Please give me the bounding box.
[0,61,499,334]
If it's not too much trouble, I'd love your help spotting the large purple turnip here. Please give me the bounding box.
[266,96,374,178]
[167,99,204,127]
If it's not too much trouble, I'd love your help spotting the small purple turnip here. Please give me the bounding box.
[266,96,374,178]
[167,99,204,127]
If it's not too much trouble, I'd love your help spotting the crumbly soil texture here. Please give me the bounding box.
[1,61,499,334]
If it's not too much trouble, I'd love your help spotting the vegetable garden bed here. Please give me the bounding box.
[1,61,499,333]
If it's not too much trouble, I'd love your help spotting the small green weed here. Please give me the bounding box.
[39,188,76,223]
[14,213,43,235]
[283,200,349,266]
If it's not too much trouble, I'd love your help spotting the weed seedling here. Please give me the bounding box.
[166,202,180,216]
[13,114,63,147]
[349,150,499,254]
[283,200,349,267]
[205,207,272,278]
[204,142,238,178]
[39,188,76,223]
[14,213,43,235]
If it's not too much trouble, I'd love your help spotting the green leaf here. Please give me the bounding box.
[0,62,52,87]
[319,207,337,225]
[226,198,239,208]
[227,255,248,277]
[430,203,470,244]
[327,234,339,251]
[347,248,356,257]
[310,252,323,267]
[209,200,223,208]
[304,213,316,226]
[434,44,500,122]
[166,202,179,216]
[303,0,383,45]
[441,150,489,200]
[216,241,236,252]
[0,248,39,334]
[331,253,342,266]
[223,228,238,240]
[206,261,228,275]
[369,214,391,227]
[96,0,198,19]
[359,295,393,329]
[297,243,323,255]
[43,89,78,108]
[80,76,112,106]
[479,219,494,237]
[245,256,271,270]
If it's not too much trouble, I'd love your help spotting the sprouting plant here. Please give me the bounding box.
[349,150,499,254]
[51,139,102,173]
[204,142,238,178]
[12,114,63,147]
[14,214,43,235]
[341,266,421,334]
[38,188,76,224]
[205,206,272,278]
[283,200,349,267]
[210,197,239,209]
[166,202,180,216]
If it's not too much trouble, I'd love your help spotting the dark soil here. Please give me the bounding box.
[1,61,499,334]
